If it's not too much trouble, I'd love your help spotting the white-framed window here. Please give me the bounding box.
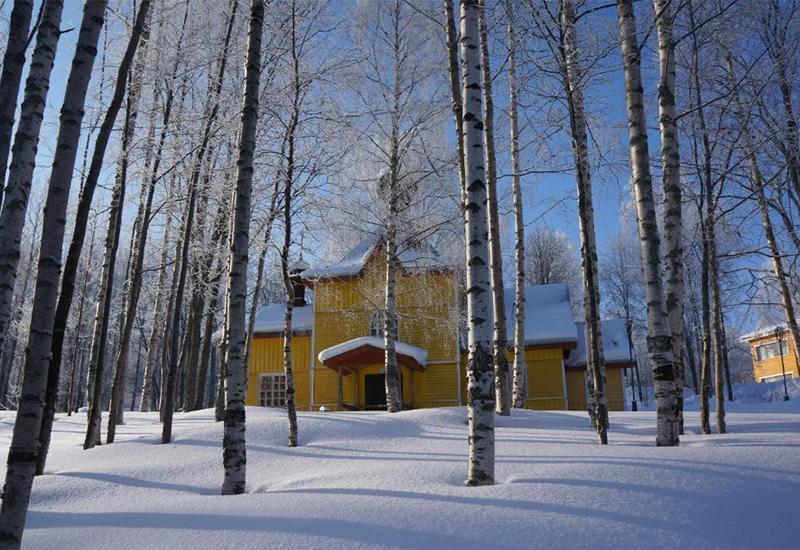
[258,373,287,407]
[370,310,385,338]
[756,341,788,361]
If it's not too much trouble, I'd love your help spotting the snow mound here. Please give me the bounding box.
[7,405,800,549]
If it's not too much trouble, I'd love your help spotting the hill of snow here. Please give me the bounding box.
[4,405,799,548]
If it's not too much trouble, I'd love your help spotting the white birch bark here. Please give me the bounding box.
[0,0,63,368]
[654,0,686,435]
[0,1,105,543]
[478,1,510,416]
[0,0,34,208]
[506,0,526,409]
[616,0,678,446]
[282,2,300,444]
[460,0,494,486]
[221,0,264,496]
[560,0,608,443]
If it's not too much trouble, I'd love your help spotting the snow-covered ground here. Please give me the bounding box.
[4,403,799,549]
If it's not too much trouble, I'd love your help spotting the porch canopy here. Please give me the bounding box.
[318,336,427,372]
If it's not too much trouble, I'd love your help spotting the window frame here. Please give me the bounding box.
[258,373,287,408]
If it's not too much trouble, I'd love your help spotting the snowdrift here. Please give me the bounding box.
[4,406,798,548]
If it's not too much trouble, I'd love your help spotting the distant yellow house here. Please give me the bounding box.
[741,324,799,383]
[246,235,633,412]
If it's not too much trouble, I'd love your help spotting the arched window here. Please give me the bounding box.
[369,310,385,338]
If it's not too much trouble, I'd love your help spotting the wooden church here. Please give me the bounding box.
[245,235,634,412]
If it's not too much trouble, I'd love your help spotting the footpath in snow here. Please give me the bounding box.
[3,401,799,549]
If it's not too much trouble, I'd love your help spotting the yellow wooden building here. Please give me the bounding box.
[246,235,633,412]
[741,324,799,383]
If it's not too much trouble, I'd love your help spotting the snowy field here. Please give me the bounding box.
[4,401,799,549]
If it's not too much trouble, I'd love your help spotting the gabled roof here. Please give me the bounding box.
[302,234,448,281]
[566,319,633,368]
[505,284,578,347]
[318,336,427,371]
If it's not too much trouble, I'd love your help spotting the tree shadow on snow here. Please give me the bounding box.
[55,471,214,495]
[26,510,476,548]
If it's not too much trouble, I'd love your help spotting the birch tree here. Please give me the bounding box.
[0,1,106,543]
[478,0,510,416]
[0,0,63,368]
[616,0,678,446]
[221,0,264,496]
[505,0,526,409]
[0,0,34,208]
[559,0,607,443]
[654,0,686,434]
[460,0,494,486]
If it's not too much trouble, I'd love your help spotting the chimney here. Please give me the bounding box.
[288,259,309,307]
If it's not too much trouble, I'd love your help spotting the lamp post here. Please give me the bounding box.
[626,318,637,411]
[774,326,790,401]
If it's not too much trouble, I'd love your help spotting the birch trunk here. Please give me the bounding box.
[83,0,152,452]
[139,190,174,412]
[221,0,264,495]
[0,0,63,364]
[0,2,104,543]
[282,8,300,440]
[162,0,237,444]
[616,0,678,446]
[699,217,712,434]
[193,195,232,411]
[560,0,607,443]
[0,0,34,207]
[479,0,510,416]
[506,0,526,409]
[106,11,154,442]
[654,0,685,435]
[460,0,494,486]
[709,244,726,433]
[688,0,712,434]
[382,2,403,414]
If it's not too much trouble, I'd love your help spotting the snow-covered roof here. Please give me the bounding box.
[302,234,447,280]
[252,303,314,335]
[566,319,633,368]
[318,336,428,367]
[740,323,796,342]
[505,284,578,347]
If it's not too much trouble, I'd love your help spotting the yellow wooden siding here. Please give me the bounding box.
[523,347,566,410]
[566,370,586,411]
[313,367,355,410]
[567,368,627,412]
[413,363,461,408]
[606,368,625,411]
[246,335,311,408]
[311,250,460,411]
[748,334,799,382]
[313,254,459,365]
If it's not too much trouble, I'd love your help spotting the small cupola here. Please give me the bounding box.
[288,259,309,307]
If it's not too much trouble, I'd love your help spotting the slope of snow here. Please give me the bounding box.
[252,303,314,334]
[505,284,578,347]
[567,319,632,367]
[8,405,799,549]
[303,234,447,280]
